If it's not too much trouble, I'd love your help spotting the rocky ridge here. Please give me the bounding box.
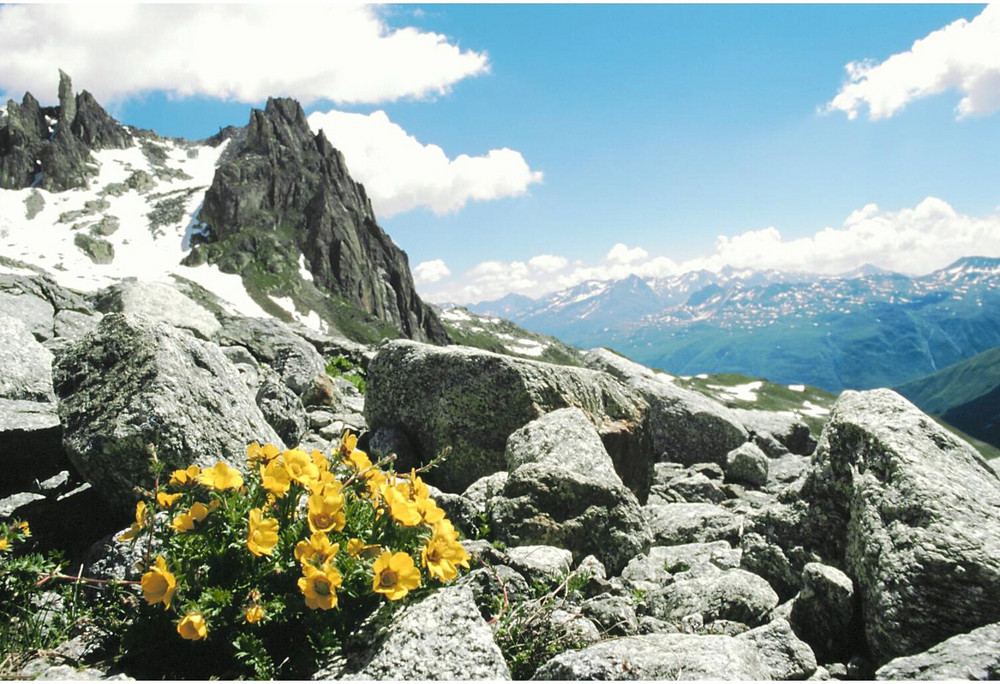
[3,271,1000,680]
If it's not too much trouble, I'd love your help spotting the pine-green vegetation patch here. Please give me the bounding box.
[326,356,366,394]
[147,187,203,237]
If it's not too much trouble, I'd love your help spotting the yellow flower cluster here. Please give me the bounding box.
[128,431,470,645]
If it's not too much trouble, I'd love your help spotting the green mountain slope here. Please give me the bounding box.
[896,346,1000,452]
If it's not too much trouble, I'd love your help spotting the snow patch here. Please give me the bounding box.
[298,254,314,282]
[708,380,763,403]
[271,295,327,334]
[788,384,806,392]
[440,308,472,322]
[505,339,546,357]
[798,401,830,418]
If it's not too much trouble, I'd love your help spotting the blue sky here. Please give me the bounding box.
[2,4,999,303]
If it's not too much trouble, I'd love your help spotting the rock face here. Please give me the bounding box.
[0,72,131,191]
[534,632,768,680]
[584,348,747,466]
[790,562,859,662]
[319,584,510,680]
[52,313,282,515]
[876,622,1000,680]
[488,408,651,574]
[804,389,1000,664]
[189,97,447,344]
[365,340,650,493]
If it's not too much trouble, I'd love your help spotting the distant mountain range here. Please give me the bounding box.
[469,257,1000,393]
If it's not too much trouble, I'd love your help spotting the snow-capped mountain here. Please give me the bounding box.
[0,74,447,346]
[470,257,1000,393]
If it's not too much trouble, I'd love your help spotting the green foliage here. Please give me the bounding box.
[325,356,366,394]
[490,569,591,680]
[0,520,126,677]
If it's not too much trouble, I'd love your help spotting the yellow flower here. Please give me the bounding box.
[156,491,183,508]
[347,537,381,559]
[339,430,359,456]
[177,612,208,641]
[260,458,291,498]
[18,521,30,537]
[171,501,211,533]
[169,465,201,486]
[140,556,176,609]
[118,501,149,541]
[311,449,329,474]
[294,531,339,567]
[247,508,279,557]
[372,551,421,601]
[307,491,346,534]
[246,441,280,465]
[245,604,265,624]
[422,527,470,582]
[416,496,446,525]
[344,447,372,473]
[0,539,8,552]
[283,449,319,486]
[198,461,244,490]
[381,483,421,527]
[298,561,343,610]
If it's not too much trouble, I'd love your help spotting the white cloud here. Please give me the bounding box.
[827,5,1000,120]
[0,5,488,106]
[528,254,569,273]
[420,197,1000,304]
[683,197,1000,276]
[413,259,451,285]
[606,243,649,264]
[308,109,542,217]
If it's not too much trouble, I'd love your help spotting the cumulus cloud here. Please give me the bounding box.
[0,4,488,105]
[420,197,1000,304]
[826,4,1000,120]
[413,259,451,285]
[528,254,569,273]
[606,243,649,264]
[683,197,1000,276]
[308,109,542,217]
[420,245,679,304]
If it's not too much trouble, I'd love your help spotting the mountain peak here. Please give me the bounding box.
[0,71,131,191]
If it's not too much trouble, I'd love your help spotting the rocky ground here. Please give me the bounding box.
[2,272,1000,680]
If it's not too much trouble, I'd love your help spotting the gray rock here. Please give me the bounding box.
[621,542,742,593]
[0,314,55,402]
[650,471,728,504]
[255,377,308,446]
[642,568,778,627]
[876,622,1000,680]
[214,315,328,395]
[504,545,573,581]
[0,291,54,339]
[734,408,817,455]
[547,607,603,647]
[739,618,817,680]
[583,347,747,467]
[53,309,102,340]
[0,398,65,495]
[365,425,418,472]
[803,389,1000,663]
[534,632,768,680]
[365,340,650,494]
[646,502,743,546]
[489,410,651,574]
[93,280,220,340]
[73,232,114,265]
[463,471,509,513]
[53,313,281,515]
[790,562,858,662]
[0,491,46,517]
[581,594,640,636]
[725,441,769,487]
[321,584,510,680]
[459,565,532,620]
